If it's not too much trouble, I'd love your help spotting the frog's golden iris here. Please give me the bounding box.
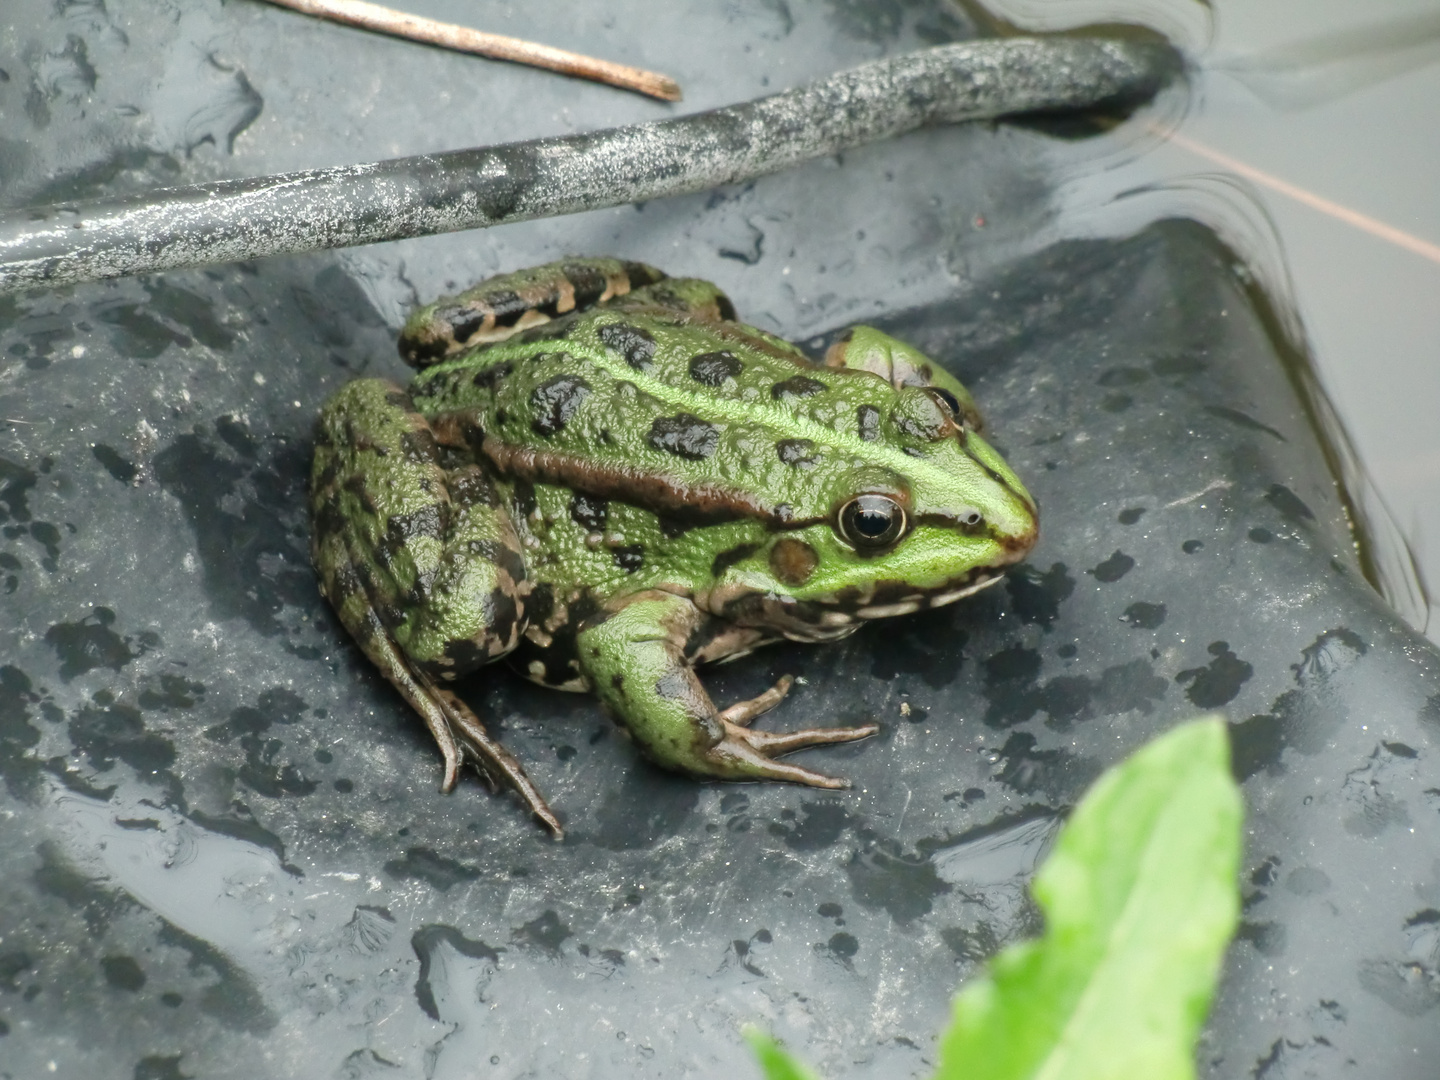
[311,258,1038,835]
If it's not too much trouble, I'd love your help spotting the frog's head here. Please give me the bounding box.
[700,376,1038,642]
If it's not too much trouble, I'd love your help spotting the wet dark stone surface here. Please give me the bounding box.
[4,2,1440,1079]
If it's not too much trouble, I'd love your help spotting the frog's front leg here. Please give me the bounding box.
[580,594,878,786]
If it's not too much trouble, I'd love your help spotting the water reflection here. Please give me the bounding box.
[931,809,1059,887]
[969,0,1440,639]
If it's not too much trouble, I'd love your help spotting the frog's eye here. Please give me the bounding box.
[838,494,908,551]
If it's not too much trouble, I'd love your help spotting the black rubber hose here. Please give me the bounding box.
[0,37,1179,294]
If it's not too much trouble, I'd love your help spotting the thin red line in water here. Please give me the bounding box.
[1163,129,1440,267]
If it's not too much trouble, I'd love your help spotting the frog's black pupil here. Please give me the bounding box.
[839,494,906,550]
[935,389,961,416]
[855,508,891,537]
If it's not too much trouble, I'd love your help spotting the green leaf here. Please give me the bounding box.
[936,717,1242,1080]
[746,1029,824,1080]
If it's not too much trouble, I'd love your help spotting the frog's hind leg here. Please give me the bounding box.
[312,528,464,789]
[604,277,740,324]
[311,378,559,833]
[322,563,560,833]
[400,257,669,365]
[421,674,563,836]
[312,522,562,834]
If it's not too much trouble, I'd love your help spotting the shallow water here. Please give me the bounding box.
[985,0,1440,637]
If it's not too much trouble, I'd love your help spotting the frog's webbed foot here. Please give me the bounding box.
[338,608,563,836]
[708,716,880,790]
[717,675,794,726]
[420,672,564,837]
[717,674,879,787]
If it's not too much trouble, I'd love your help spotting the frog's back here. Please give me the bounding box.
[411,292,963,532]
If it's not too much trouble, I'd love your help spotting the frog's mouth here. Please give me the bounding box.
[852,566,1007,620]
[713,563,1013,646]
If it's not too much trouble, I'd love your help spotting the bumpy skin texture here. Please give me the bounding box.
[310,258,1038,835]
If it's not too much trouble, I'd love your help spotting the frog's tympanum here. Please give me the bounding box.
[311,259,1038,834]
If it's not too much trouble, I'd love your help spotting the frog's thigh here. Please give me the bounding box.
[310,523,466,788]
[579,595,872,787]
[614,278,739,323]
[311,379,524,681]
[399,257,668,364]
[404,462,529,681]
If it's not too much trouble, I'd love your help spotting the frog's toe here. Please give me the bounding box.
[728,719,879,756]
[424,676,565,838]
[708,738,852,789]
[437,742,462,794]
[717,675,794,727]
[704,719,879,788]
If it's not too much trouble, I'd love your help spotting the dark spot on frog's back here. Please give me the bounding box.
[622,260,666,287]
[648,414,719,460]
[403,334,449,364]
[771,375,827,401]
[777,439,819,467]
[560,263,610,308]
[341,474,380,514]
[569,492,608,532]
[448,466,498,509]
[688,350,742,386]
[597,322,656,372]
[655,670,689,701]
[385,505,443,550]
[612,545,644,573]
[530,372,591,436]
[472,359,513,391]
[436,304,486,343]
[426,637,490,681]
[486,290,531,328]
[857,405,880,442]
[463,538,525,584]
[399,429,440,465]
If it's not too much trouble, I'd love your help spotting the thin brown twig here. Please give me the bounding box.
[1157,125,1440,267]
[259,0,682,102]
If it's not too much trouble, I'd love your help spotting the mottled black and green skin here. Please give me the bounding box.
[311,257,1038,835]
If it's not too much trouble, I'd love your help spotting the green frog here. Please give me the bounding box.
[310,258,1038,836]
